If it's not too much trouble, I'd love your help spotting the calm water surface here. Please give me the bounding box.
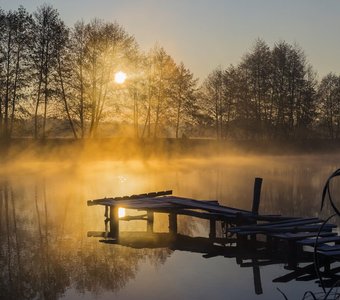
[1,154,340,299]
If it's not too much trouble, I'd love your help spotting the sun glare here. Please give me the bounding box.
[114,71,127,84]
[118,207,126,218]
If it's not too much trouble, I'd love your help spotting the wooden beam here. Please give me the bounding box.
[209,219,216,238]
[169,213,178,234]
[147,211,154,232]
[298,236,340,246]
[252,177,263,215]
[87,190,173,206]
[109,206,119,238]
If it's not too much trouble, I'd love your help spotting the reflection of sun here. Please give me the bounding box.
[114,71,127,84]
[118,207,126,218]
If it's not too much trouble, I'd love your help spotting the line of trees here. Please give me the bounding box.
[0,5,340,141]
[199,40,318,139]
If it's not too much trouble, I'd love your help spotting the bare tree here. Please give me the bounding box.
[140,46,177,138]
[318,73,340,139]
[54,21,78,138]
[0,7,33,140]
[198,67,225,139]
[31,4,64,139]
[69,21,88,138]
[171,62,198,138]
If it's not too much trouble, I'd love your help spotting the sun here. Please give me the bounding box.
[118,207,126,218]
[114,71,127,84]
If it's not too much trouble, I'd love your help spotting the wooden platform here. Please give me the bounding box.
[87,186,340,295]
[88,189,340,261]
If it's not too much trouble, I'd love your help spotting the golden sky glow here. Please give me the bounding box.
[2,1,340,79]
[114,71,127,84]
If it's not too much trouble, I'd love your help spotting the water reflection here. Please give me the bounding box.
[0,155,340,299]
[89,202,340,297]
[0,175,171,299]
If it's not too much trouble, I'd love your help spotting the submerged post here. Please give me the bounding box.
[209,219,216,238]
[252,261,263,295]
[252,177,263,215]
[147,211,154,232]
[109,206,119,238]
[169,213,178,234]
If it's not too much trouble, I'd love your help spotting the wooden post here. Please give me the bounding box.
[324,258,331,273]
[287,240,297,268]
[209,219,216,238]
[147,211,154,232]
[252,261,263,295]
[252,177,263,215]
[169,213,177,234]
[109,206,119,238]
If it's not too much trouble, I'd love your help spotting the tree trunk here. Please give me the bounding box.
[175,98,181,139]
[0,96,3,138]
[79,63,85,138]
[34,44,45,139]
[9,48,21,137]
[34,80,42,139]
[57,56,78,139]
[89,50,97,138]
[42,41,50,140]
[4,31,12,140]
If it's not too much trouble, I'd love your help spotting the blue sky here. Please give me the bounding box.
[1,0,339,80]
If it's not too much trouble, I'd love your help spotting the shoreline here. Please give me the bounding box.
[1,138,340,162]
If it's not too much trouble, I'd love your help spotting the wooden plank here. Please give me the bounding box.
[234,225,335,236]
[203,200,220,205]
[230,224,335,235]
[113,192,166,200]
[87,191,172,206]
[270,232,336,241]
[317,244,340,252]
[90,197,186,210]
[229,218,323,233]
[298,236,340,246]
[119,215,148,221]
[252,177,263,214]
[273,263,318,283]
[295,274,318,281]
[88,197,173,207]
[166,197,253,213]
[88,196,222,211]
[158,208,236,220]
[254,215,299,222]
[240,260,278,268]
[229,218,318,232]
[318,250,340,257]
[168,198,253,216]
[262,219,324,228]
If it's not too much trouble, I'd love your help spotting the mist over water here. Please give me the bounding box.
[1,152,340,299]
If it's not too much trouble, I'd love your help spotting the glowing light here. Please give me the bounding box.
[118,207,126,218]
[114,71,127,84]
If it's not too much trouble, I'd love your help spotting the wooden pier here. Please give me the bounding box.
[87,178,340,294]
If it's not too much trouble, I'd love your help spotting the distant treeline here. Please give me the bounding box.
[0,5,339,141]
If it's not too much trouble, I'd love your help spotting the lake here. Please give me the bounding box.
[1,154,340,299]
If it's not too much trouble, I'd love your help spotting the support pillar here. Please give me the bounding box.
[252,261,263,295]
[147,211,154,233]
[252,177,263,215]
[209,219,216,238]
[109,206,119,239]
[169,213,177,234]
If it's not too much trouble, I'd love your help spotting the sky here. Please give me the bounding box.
[1,0,339,81]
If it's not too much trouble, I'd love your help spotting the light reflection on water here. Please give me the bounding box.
[1,154,340,299]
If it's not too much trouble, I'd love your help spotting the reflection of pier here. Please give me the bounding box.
[87,179,340,294]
